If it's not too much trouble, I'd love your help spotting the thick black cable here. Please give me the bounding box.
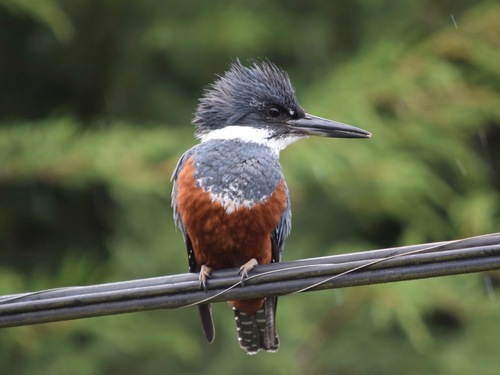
[0,233,499,328]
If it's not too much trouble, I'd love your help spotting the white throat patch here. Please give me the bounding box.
[199,126,303,155]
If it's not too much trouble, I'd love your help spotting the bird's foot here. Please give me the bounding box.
[238,258,258,286]
[199,265,213,291]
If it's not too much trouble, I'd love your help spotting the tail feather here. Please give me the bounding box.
[233,297,279,354]
[198,303,215,343]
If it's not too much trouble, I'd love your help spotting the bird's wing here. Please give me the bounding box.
[171,148,198,273]
[171,147,215,343]
[271,180,291,264]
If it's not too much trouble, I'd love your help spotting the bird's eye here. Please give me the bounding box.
[267,107,282,118]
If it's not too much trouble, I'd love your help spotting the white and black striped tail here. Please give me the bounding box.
[233,297,279,354]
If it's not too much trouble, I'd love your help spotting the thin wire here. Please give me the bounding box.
[290,236,466,294]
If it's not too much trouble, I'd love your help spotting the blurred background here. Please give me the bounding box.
[1,0,499,374]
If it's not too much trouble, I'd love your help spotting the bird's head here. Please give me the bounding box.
[193,60,370,152]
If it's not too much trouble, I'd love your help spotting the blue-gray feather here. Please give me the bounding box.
[191,139,284,206]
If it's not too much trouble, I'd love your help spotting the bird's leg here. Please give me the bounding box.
[238,258,258,286]
[199,264,213,291]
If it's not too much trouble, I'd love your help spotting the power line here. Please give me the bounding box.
[1,233,499,328]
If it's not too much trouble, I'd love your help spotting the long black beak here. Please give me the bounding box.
[288,113,371,138]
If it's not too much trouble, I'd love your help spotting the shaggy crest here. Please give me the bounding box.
[193,60,303,137]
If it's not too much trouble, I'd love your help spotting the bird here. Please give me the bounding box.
[171,59,371,354]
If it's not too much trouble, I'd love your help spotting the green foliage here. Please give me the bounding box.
[0,1,499,374]
[0,0,73,42]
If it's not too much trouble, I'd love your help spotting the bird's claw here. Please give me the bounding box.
[238,258,258,286]
[199,265,213,291]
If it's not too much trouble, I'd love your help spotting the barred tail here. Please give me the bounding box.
[233,297,279,354]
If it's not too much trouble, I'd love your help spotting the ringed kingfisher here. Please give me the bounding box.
[171,59,370,354]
